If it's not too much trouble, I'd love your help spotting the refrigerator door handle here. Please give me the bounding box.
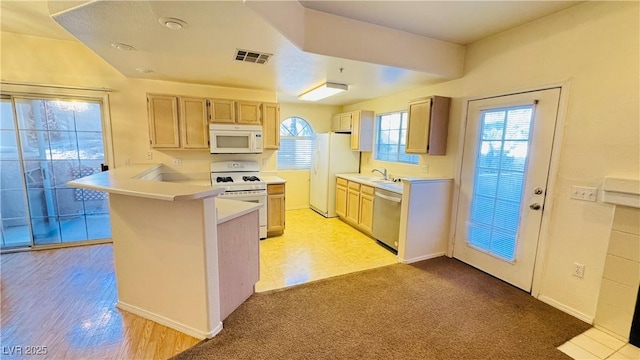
[313,148,319,174]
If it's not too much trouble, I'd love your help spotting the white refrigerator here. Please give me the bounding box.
[310,133,360,217]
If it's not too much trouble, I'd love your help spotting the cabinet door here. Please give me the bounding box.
[330,114,341,132]
[236,101,261,125]
[350,111,360,150]
[209,99,235,123]
[180,97,209,149]
[406,98,432,154]
[148,94,180,148]
[340,113,352,131]
[267,184,286,233]
[359,192,374,234]
[335,183,347,218]
[346,181,360,224]
[262,103,280,150]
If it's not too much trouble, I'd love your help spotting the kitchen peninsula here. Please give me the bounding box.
[67,164,262,339]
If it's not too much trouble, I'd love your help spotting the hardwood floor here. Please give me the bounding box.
[0,244,199,359]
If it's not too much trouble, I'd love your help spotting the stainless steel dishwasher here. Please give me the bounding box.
[372,188,402,251]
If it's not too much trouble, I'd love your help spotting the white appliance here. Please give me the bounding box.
[209,124,263,154]
[210,161,267,239]
[310,133,360,217]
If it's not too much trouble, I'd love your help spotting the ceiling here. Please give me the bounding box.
[0,1,580,106]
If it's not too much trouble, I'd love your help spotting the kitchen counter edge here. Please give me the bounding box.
[67,164,224,201]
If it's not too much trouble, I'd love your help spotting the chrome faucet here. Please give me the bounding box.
[371,168,388,180]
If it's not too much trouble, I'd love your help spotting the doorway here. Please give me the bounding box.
[453,88,561,291]
[1,95,111,251]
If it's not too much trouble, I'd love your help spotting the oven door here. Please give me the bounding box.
[218,192,267,239]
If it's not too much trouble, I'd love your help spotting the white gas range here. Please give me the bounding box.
[210,161,267,239]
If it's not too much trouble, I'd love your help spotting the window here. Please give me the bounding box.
[277,117,315,170]
[375,111,419,164]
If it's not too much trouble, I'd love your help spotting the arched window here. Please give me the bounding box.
[277,117,315,170]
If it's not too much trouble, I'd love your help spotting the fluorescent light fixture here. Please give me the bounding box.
[298,82,348,101]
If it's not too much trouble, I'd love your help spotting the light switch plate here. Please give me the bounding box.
[570,186,597,202]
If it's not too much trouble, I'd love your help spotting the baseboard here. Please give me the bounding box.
[117,301,223,339]
[537,295,594,324]
[398,252,445,264]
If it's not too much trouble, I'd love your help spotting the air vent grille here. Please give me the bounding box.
[234,49,272,64]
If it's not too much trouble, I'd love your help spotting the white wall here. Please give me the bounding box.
[346,1,639,321]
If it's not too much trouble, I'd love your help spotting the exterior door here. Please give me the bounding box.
[1,96,111,250]
[453,88,560,291]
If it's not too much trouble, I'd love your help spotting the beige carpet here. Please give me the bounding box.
[173,257,590,359]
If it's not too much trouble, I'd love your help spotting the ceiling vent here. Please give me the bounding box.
[234,49,272,64]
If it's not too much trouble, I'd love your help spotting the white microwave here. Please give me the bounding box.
[209,124,263,154]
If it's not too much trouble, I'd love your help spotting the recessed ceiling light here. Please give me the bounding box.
[111,43,136,51]
[158,17,188,30]
[136,68,154,74]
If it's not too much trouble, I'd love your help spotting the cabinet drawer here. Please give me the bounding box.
[337,178,348,187]
[361,185,375,196]
[348,181,361,191]
[268,184,285,195]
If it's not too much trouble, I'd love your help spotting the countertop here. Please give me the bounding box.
[336,173,453,195]
[262,176,286,185]
[216,198,262,224]
[67,164,223,201]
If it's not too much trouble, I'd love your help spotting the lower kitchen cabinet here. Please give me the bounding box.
[335,178,348,218]
[359,185,375,233]
[267,183,285,236]
[346,181,361,224]
[336,177,375,236]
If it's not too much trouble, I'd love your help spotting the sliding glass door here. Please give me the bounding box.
[0,95,111,250]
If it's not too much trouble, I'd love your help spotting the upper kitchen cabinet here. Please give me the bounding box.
[330,110,374,152]
[208,99,235,123]
[148,94,209,149]
[180,97,209,149]
[236,101,261,125]
[350,110,374,151]
[262,102,280,150]
[406,96,450,155]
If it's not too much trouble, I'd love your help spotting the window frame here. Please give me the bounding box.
[374,110,419,165]
[277,116,315,170]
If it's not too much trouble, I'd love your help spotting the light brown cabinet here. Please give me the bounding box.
[335,178,348,218]
[236,101,261,125]
[148,94,208,149]
[336,177,375,236]
[358,185,375,233]
[262,102,280,150]
[267,183,286,236]
[148,94,180,148]
[346,181,361,224]
[330,110,374,152]
[406,96,450,155]
[208,99,235,123]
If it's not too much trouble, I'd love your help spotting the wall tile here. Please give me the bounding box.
[608,230,640,262]
[594,279,637,339]
[602,254,640,287]
[612,207,640,235]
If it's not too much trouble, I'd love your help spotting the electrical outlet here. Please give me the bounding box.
[173,159,182,166]
[421,165,429,173]
[145,151,152,160]
[572,263,585,278]
[125,158,130,166]
[570,186,597,202]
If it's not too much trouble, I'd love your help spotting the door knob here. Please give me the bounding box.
[534,187,544,195]
[529,203,541,210]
